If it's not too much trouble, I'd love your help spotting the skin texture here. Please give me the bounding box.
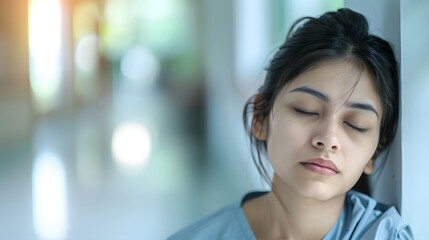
[245,60,382,239]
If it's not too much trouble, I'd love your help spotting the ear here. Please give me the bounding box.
[252,116,268,140]
[363,159,374,175]
[251,94,269,140]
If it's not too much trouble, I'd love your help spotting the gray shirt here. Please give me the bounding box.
[168,190,413,239]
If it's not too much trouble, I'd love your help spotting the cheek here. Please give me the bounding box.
[267,118,309,163]
[343,134,379,171]
[352,132,379,157]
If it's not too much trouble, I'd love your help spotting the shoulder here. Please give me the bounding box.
[361,207,414,240]
[339,190,413,239]
[167,202,254,240]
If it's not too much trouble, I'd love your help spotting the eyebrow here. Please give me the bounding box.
[288,86,379,118]
[345,102,379,118]
[289,86,330,102]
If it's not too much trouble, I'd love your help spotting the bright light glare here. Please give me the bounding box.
[28,0,63,112]
[32,152,67,240]
[120,46,160,86]
[112,122,152,169]
[75,34,99,72]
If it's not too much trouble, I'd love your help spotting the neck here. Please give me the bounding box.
[263,175,345,239]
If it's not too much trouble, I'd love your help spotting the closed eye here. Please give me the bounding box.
[344,122,368,133]
[293,108,319,117]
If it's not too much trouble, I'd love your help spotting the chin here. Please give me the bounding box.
[295,185,346,202]
[304,192,340,202]
[300,191,333,201]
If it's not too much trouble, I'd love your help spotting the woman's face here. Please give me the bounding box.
[255,60,382,201]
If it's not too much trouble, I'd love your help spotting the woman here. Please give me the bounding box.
[169,8,413,239]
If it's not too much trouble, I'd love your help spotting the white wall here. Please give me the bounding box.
[400,1,429,238]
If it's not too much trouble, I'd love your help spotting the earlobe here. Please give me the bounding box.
[252,117,268,140]
[363,159,374,175]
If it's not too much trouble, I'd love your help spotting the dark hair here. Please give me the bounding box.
[243,8,399,192]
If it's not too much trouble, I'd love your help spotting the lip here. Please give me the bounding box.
[300,158,340,176]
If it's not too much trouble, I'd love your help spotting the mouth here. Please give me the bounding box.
[300,158,339,176]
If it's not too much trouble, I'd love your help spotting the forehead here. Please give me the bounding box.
[278,60,382,112]
[288,60,366,91]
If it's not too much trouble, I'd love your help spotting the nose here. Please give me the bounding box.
[311,119,341,152]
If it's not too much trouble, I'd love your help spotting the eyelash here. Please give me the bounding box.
[293,108,318,117]
[344,122,368,133]
[294,108,368,133]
